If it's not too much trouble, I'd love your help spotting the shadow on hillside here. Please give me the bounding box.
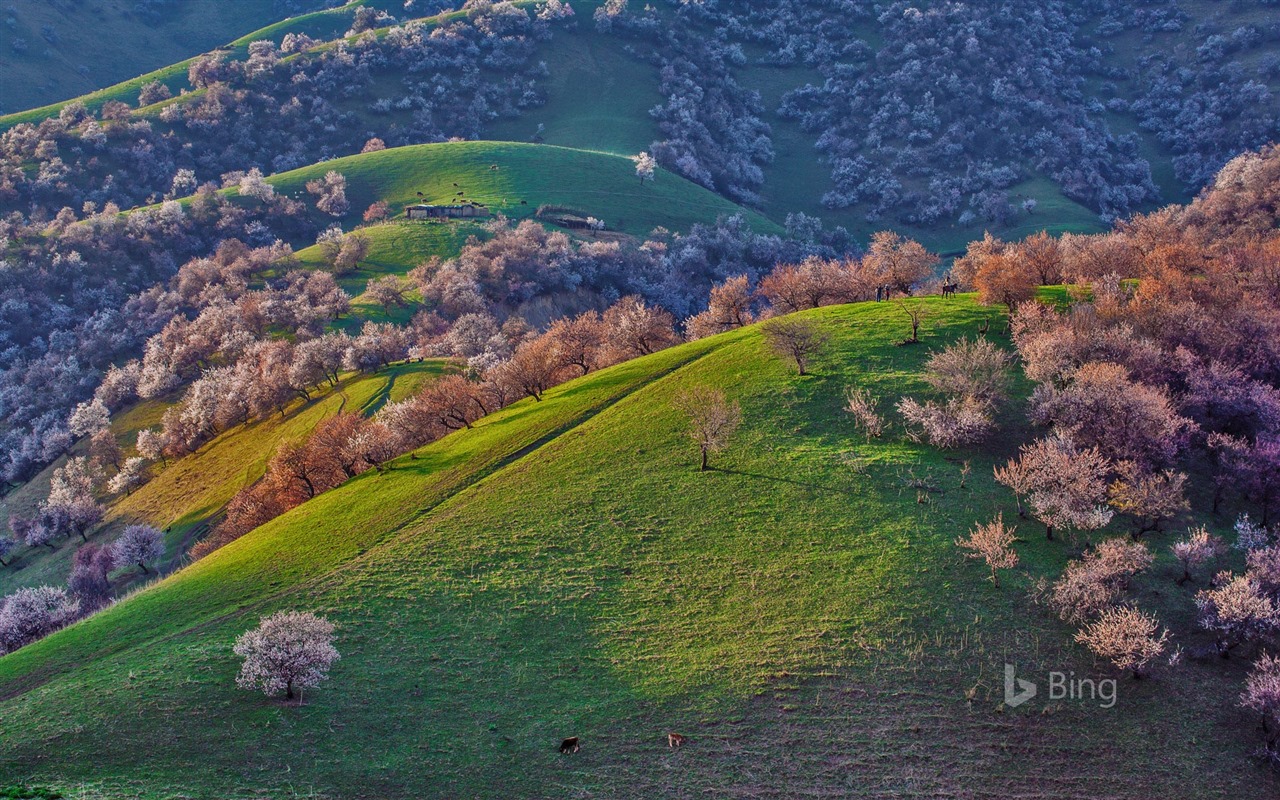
[714,467,847,495]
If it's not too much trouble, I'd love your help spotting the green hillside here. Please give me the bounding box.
[268,141,781,240]
[0,361,445,597]
[0,296,1271,798]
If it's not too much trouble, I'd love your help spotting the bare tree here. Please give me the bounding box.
[234,611,340,701]
[955,513,1019,587]
[1075,606,1169,678]
[673,386,742,471]
[894,298,931,344]
[761,317,830,376]
[844,387,885,438]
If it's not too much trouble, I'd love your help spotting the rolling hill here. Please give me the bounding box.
[268,141,781,241]
[0,296,1272,798]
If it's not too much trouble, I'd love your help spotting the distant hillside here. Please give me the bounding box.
[270,140,781,239]
[0,297,1274,798]
[0,0,347,115]
[0,361,444,597]
[3,0,1277,251]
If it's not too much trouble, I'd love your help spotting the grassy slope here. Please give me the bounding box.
[0,361,445,597]
[264,141,780,239]
[0,0,404,125]
[0,296,1272,798]
[271,141,780,319]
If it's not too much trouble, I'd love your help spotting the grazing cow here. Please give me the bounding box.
[667,733,686,748]
[559,737,580,754]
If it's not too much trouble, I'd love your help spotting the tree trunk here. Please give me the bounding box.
[286,680,294,700]
[139,562,149,573]
[700,448,709,472]
[1045,524,1054,541]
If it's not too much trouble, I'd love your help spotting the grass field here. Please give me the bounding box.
[261,140,781,240]
[0,360,446,599]
[0,296,1273,798]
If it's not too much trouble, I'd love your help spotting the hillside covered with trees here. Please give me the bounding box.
[0,1,1279,797]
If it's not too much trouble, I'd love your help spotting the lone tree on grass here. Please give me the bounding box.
[673,386,742,472]
[761,317,830,376]
[1074,605,1169,679]
[633,151,657,185]
[894,298,931,344]
[234,611,340,701]
[111,524,165,574]
[955,513,1019,587]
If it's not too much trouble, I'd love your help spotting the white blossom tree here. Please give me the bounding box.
[68,398,110,438]
[1241,653,1280,736]
[107,457,151,496]
[239,167,276,202]
[234,611,340,700]
[112,524,165,573]
[1196,573,1280,657]
[634,151,657,184]
[0,586,79,655]
[1171,527,1227,585]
